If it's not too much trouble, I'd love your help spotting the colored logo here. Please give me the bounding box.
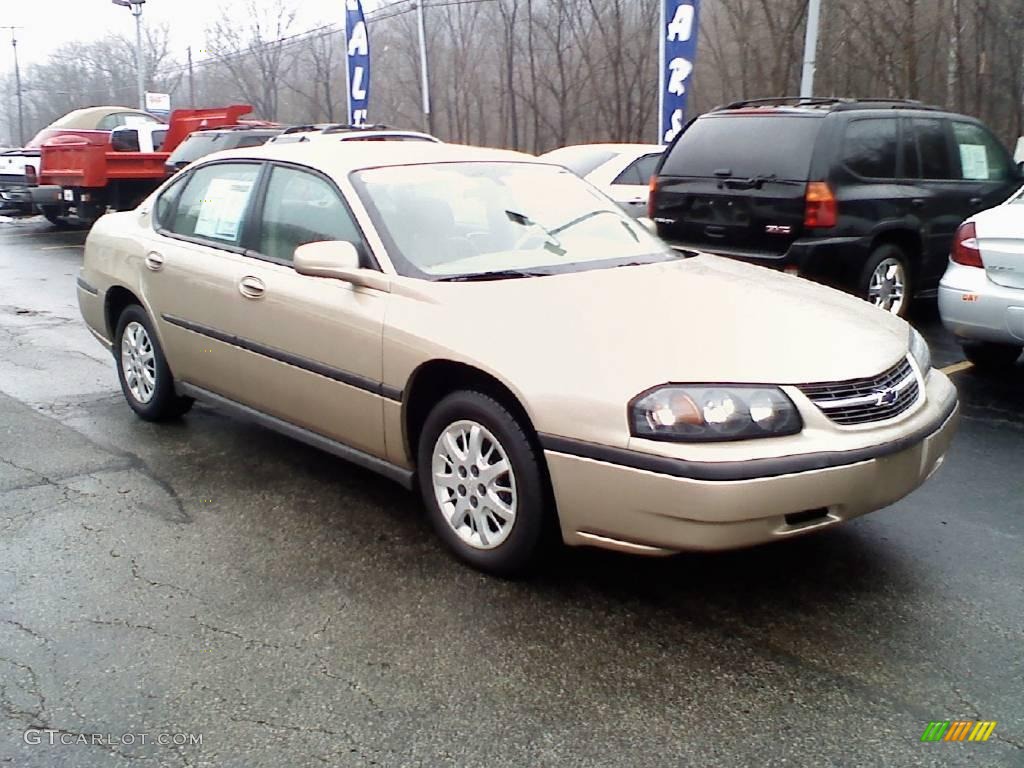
[874,388,899,407]
[921,721,997,742]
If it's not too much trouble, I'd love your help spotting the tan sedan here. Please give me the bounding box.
[77,142,959,575]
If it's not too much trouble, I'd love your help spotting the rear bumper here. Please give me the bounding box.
[939,262,1024,345]
[670,235,869,287]
[30,185,64,205]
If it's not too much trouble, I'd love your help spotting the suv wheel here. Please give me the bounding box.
[860,244,911,317]
[961,342,1022,371]
[417,391,549,577]
[114,305,193,421]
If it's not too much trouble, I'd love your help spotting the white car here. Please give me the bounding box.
[938,186,1024,369]
[539,144,663,218]
[270,125,441,145]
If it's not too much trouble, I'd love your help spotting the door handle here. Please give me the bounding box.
[969,196,983,207]
[144,252,164,271]
[238,276,266,299]
[910,199,926,208]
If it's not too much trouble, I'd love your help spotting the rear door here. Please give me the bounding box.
[652,114,823,257]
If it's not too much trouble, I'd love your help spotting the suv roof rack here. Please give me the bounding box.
[716,96,943,113]
[712,96,942,113]
[321,123,391,134]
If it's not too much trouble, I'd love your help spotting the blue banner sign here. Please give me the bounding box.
[659,0,701,144]
[346,0,370,126]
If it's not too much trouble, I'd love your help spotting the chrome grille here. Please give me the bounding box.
[798,358,920,426]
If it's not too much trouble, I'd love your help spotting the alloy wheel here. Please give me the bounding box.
[431,420,518,550]
[868,258,907,315]
[120,321,157,404]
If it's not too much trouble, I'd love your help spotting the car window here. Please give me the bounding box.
[899,119,921,179]
[353,162,671,279]
[152,130,168,152]
[662,116,823,181]
[154,175,188,230]
[170,163,261,246]
[167,134,221,166]
[612,154,661,186]
[913,118,954,180]
[952,122,1011,181]
[235,135,272,149]
[111,129,140,153]
[842,118,898,179]
[256,166,362,263]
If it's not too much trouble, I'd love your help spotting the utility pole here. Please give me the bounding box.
[414,1,433,134]
[1,26,25,146]
[112,0,147,111]
[799,0,822,98]
[187,45,195,106]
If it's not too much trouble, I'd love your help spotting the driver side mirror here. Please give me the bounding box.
[294,241,391,292]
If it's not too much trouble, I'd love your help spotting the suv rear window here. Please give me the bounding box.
[662,115,823,180]
[167,134,223,166]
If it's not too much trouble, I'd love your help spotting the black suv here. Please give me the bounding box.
[165,126,283,177]
[649,97,1024,316]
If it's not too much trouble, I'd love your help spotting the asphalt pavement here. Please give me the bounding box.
[1,215,1022,768]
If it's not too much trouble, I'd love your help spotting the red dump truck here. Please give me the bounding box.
[31,105,254,225]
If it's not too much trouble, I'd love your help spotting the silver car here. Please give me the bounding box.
[938,186,1024,369]
[539,144,663,218]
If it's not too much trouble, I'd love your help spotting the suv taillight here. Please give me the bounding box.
[951,221,984,267]
[647,175,659,219]
[804,182,837,229]
[25,166,37,186]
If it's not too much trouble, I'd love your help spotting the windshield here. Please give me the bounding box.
[167,134,223,165]
[352,162,672,279]
[663,115,823,181]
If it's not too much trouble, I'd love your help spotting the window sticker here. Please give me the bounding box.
[194,178,254,241]
[959,144,990,180]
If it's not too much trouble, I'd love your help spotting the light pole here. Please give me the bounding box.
[112,0,146,111]
[799,0,822,98]
[413,1,432,134]
[1,27,25,145]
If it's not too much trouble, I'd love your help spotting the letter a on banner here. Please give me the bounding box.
[345,0,371,126]
[659,0,701,144]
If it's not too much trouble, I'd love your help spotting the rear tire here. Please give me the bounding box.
[40,206,64,227]
[859,244,912,318]
[961,342,1022,371]
[114,305,193,421]
[417,390,549,577]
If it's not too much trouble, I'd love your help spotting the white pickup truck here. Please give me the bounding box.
[0,106,158,221]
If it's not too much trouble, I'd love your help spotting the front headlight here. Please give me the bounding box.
[909,327,932,373]
[630,386,803,442]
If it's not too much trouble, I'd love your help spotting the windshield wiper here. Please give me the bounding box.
[438,269,553,283]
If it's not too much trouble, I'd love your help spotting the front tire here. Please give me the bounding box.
[961,341,1022,371]
[40,206,64,227]
[114,305,193,421]
[860,244,912,318]
[417,391,549,577]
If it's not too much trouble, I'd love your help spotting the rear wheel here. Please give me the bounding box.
[961,342,1022,371]
[40,206,64,226]
[417,391,549,577]
[860,244,912,317]
[114,305,193,421]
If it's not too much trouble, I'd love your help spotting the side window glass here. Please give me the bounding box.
[842,119,898,178]
[952,122,1010,181]
[900,120,920,179]
[612,155,660,186]
[257,166,362,263]
[236,135,270,149]
[914,119,954,180]
[152,130,168,152]
[612,160,644,186]
[154,176,187,229]
[111,129,140,152]
[171,163,261,246]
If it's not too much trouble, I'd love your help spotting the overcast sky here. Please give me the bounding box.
[2,0,340,71]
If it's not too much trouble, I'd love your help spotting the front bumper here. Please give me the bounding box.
[939,263,1024,345]
[543,375,958,555]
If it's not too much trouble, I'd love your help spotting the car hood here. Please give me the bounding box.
[389,255,910,411]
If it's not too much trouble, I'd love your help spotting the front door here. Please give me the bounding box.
[225,163,388,458]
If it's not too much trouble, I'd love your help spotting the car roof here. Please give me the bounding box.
[541,143,663,157]
[197,141,538,177]
[47,106,156,130]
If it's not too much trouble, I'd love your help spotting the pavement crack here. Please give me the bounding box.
[228,714,349,739]
[1,618,51,645]
[130,558,202,602]
[193,617,294,651]
[77,617,185,642]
